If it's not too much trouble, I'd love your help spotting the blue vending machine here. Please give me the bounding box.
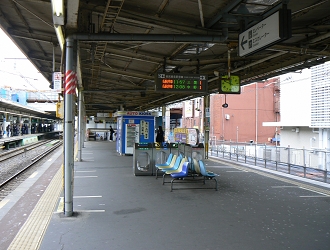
[114,111,158,155]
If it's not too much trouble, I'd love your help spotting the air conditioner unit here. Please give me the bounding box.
[225,114,230,120]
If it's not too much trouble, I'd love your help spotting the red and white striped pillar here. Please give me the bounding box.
[65,70,77,95]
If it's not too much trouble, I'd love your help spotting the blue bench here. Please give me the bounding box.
[155,153,177,179]
[169,159,218,191]
[161,156,187,184]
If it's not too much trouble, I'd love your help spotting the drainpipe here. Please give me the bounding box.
[78,88,83,161]
[204,94,210,159]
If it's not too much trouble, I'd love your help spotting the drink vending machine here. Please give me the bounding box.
[114,111,158,155]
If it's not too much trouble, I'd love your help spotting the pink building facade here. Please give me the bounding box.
[210,78,280,144]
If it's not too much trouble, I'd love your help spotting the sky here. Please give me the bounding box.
[0,28,50,91]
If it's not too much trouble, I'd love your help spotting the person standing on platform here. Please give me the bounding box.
[110,126,114,141]
[156,126,164,143]
[6,124,11,137]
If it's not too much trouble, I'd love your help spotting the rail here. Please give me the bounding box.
[0,140,62,187]
[209,141,330,184]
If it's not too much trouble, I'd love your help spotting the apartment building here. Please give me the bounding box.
[263,62,330,150]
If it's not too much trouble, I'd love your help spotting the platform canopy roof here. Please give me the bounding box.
[1,0,329,116]
[0,98,57,120]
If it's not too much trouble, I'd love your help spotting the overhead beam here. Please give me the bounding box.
[10,30,59,44]
[83,66,154,81]
[93,10,222,35]
[81,75,144,88]
[66,0,80,29]
[156,0,170,17]
[11,0,34,31]
[103,47,253,66]
[83,89,147,93]
[71,33,228,43]
[85,103,124,105]
[197,0,205,28]
[241,54,319,83]
[205,0,242,28]
[12,0,53,28]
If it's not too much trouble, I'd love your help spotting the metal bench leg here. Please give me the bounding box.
[214,178,218,191]
[162,173,167,185]
[170,179,175,191]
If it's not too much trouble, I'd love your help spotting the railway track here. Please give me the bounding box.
[0,140,63,201]
[0,140,51,161]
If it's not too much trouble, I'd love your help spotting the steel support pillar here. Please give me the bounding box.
[64,36,75,217]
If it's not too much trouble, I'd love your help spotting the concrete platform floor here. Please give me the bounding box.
[2,140,330,250]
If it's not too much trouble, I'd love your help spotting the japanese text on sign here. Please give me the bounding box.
[155,73,208,93]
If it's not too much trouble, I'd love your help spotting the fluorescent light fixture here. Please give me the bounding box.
[51,0,64,26]
[54,25,64,51]
[52,0,63,16]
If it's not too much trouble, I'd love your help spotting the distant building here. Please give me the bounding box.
[181,98,204,132]
[210,78,280,144]
[263,62,330,151]
[0,87,58,112]
[0,88,27,105]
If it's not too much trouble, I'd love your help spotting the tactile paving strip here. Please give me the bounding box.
[7,166,62,250]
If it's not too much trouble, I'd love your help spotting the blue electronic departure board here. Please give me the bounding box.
[155,73,208,93]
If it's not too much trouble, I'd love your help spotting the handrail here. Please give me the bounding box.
[209,140,330,183]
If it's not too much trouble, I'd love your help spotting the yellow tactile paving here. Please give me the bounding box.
[8,165,63,250]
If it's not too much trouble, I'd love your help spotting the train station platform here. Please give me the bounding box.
[1,141,330,250]
[0,131,61,149]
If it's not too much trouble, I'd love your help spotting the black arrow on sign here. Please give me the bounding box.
[241,35,247,50]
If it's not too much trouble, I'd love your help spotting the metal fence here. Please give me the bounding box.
[209,140,330,184]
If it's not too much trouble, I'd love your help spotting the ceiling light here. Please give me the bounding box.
[54,26,64,51]
[51,0,64,26]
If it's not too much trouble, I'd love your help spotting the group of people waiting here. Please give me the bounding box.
[0,123,54,138]
[0,124,14,137]
[0,124,22,138]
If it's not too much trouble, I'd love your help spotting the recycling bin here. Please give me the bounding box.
[133,142,153,176]
[152,142,171,176]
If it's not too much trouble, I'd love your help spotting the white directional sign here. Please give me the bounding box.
[53,72,62,92]
[239,10,291,57]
